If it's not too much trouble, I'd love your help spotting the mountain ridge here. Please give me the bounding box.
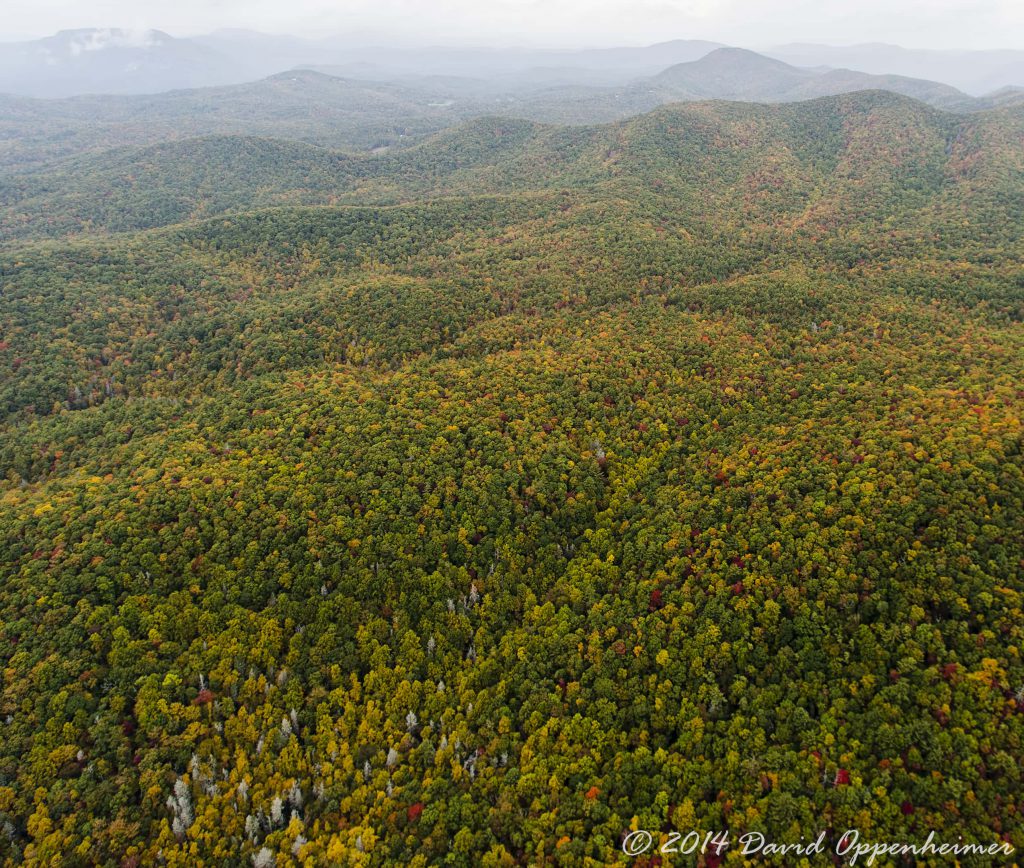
[1,46,1007,175]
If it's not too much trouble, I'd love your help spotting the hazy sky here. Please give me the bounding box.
[1,0,1022,50]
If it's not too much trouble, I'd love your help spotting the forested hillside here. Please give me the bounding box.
[0,91,1022,865]
[4,92,1024,245]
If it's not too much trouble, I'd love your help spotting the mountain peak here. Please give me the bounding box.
[695,46,802,70]
[264,69,343,85]
[654,48,809,100]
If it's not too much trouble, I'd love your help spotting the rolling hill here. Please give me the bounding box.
[3,90,1021,245]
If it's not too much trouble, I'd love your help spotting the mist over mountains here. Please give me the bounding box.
[0,29,237,96]
[765,42,1024,96]
[1,27,1022,101]
[0,30,727,98]
[2,35,1021,177]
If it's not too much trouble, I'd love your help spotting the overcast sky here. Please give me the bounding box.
[1,0,1022,50]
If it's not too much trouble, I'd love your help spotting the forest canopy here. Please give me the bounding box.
[0,91,1022,865]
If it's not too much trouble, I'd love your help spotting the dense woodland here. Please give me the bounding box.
[0,89,1022,865]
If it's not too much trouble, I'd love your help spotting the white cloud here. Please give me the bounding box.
[68,28,161,56]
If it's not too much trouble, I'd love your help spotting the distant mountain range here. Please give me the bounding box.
[8,48,1024,177]
[0,29,238,96]
[2,37,1022,177]
[765,43,1024,97]
[1,29,1022,100]
[644,48,980,112]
